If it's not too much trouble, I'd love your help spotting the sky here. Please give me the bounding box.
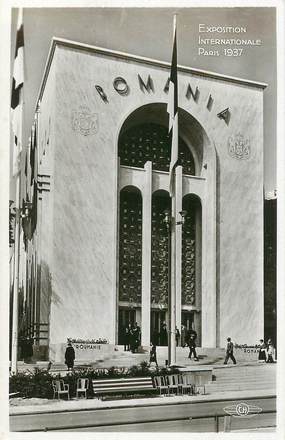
[10,6,277,192]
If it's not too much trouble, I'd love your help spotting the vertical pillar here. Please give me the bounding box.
[141,161,152,346]
[169,192,176,364]
[175,166,182,335]
[11,175,21,374]
[114,158,120,345]
[201,194,216,347]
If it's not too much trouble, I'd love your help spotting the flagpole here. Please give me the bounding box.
[11,173,21,374]
[11,8,24,375]
[167,14,178,367]
[169,175,177,366]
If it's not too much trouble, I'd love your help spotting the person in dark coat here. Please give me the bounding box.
[258,339,267,362]
[187,328,199,361]
[175,327,180,346]
[65,342,75,370]
[223,337,236,365]
[151,329,159,346]
[20,336,27,361]
[149,342,158,368]
[124,323,131,351]
[266,339,275,363]
[181,324,186,348]
[160,321,168,346]
[131,322,141,353]
[23,337,33,363]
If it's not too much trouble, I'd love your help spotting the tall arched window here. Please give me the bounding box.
[181,195,201,306]
[151,191,171,305]
[119,187,142,304]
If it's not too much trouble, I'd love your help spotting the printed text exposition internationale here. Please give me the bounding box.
[198,36,261,46]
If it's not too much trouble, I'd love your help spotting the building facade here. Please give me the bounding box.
[18,38,266,361]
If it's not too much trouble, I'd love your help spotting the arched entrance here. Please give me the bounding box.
[118,186,142,344]
[117,103,216,347]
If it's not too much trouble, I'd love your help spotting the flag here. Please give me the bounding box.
[167,15,178,197]
[11,8,24,176]
[30,123,36,185]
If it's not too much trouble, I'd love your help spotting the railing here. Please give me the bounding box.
[12,409,276,432]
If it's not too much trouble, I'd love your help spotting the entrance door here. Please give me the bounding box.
[118,308,136,344]
[182,311,194,331]
[151,310,166,345]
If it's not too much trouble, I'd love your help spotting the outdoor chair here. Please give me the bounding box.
[76,378,89,399]
[153,375,169,396]
[167,374,179,395]
[52,380,70,400]
[179,374,193,395]
[193,374,206,395]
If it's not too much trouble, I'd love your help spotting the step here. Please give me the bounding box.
[206,382,275,389]
[213,373,276,380]
[205,385,275,393]
[209,379,276,386]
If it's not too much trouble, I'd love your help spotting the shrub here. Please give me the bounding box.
[9,363,179,399]
[10,369,54,399]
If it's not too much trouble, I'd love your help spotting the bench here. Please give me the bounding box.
[9,392,20,399]
[92,376,155,399]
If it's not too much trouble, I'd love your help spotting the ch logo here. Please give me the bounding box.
[224,402,262,417]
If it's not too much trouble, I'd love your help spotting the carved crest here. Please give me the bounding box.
[72,107,98,136]
[228,133,251,160]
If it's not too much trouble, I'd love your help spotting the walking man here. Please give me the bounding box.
[187,327,198,361]
[65,341,75,371]
[266,339,275,363]
[224,337,237,365]
[149,342,158,368]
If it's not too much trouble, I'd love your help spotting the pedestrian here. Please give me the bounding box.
[175,326,180,346]
[20,336,27,361]
[266,339,275,363]
[65,341,75,371]
[149,342,158,368]
[129,325,135,353]
[181,324,186,348]
[124,323,131,351]
[25,337,34,363]
[187,327,198,361]
[223,337,237,365]
[160,321,168,346]
[136,322,141,346]
[258,339,267,362]
[151,328,159,346]
[130,322,140,353]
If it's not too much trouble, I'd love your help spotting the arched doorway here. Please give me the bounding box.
[117,103,216,347]
[181,194,202,346]
[150,190,170,346]
[118,186,142,345]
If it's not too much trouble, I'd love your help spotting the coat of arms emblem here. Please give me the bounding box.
[72,107,98,136]
[228,133,251,160]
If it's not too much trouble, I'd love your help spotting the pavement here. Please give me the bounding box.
[9,388,276,416]
[9,352,276,417]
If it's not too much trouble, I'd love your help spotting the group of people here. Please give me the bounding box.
[122,322,141,353]
[148,324,199,367]
[19,336,34,363]
[64,331,276,372]
[258,338,275,363]
[223,336,276,365]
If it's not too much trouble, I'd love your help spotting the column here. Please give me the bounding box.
[201,194,216,347]
[175,166,182,335]
[141,161,152,346]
